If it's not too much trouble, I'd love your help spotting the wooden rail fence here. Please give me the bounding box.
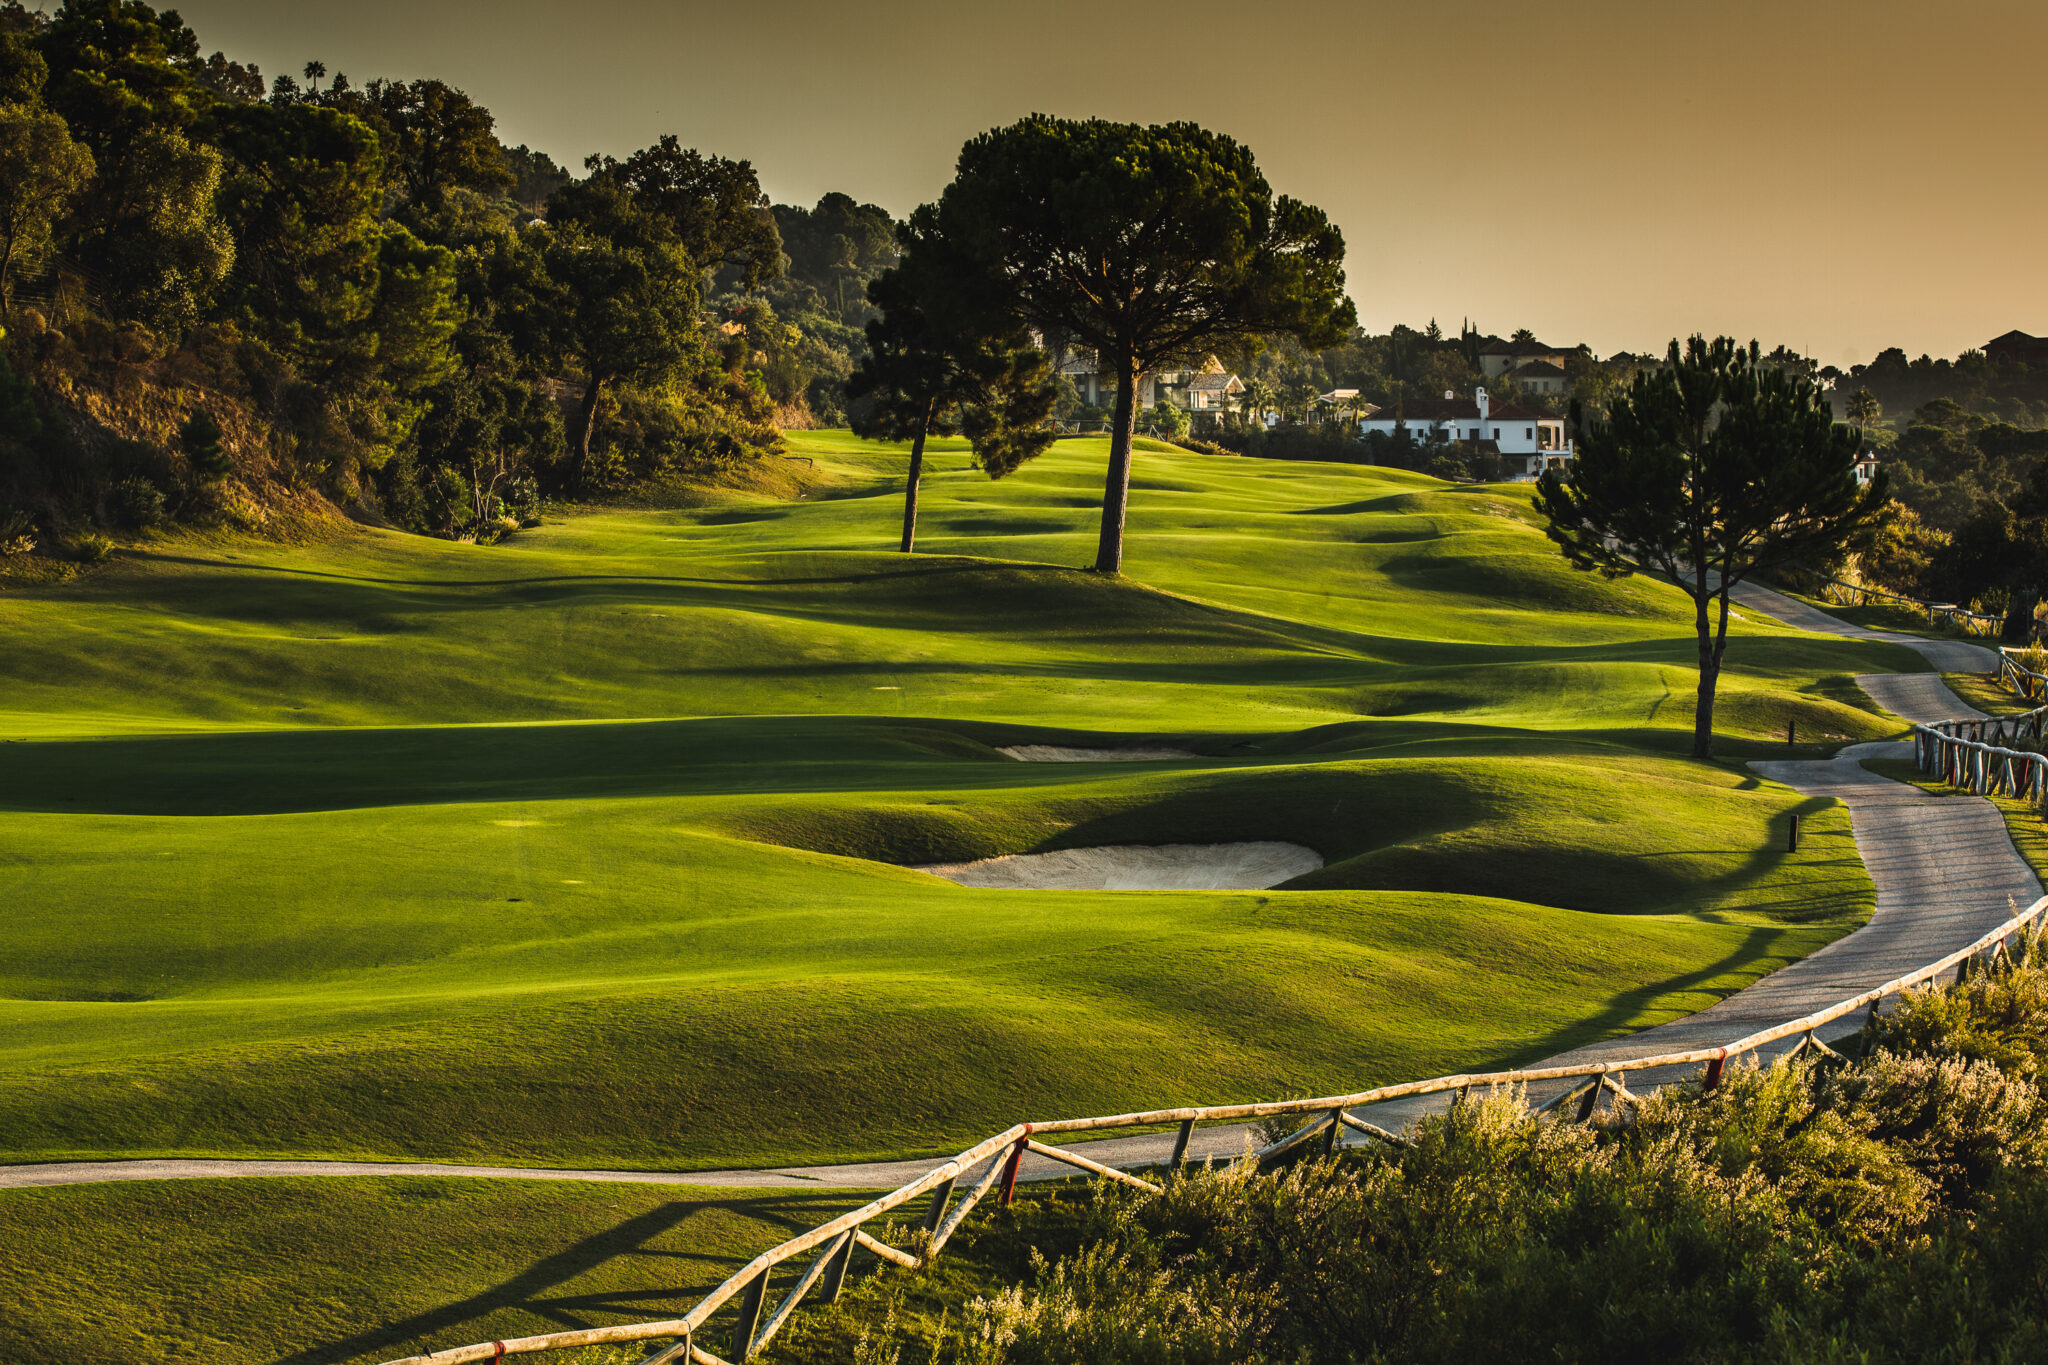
[1914,703,2048,808]
[376,893,2048,1365]
[2000,648,2048,702]
[1815,576,2005,637]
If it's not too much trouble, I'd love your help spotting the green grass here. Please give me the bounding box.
[0,435,1921,1170]
[1944,670,2040,717]
[0,1177,875,1365]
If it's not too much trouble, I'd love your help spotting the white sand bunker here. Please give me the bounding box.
[917,842,1321,891]
[999,745,1198,762]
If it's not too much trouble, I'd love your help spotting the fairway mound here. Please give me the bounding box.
[916,841,1321,890]
[999,745,1199,762]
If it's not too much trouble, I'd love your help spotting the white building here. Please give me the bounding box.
[1059,355,1242,425]
[1356,388,1573,478]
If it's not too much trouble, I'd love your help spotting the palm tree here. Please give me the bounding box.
[1238,379,1276,428]
[1286,381,1321,427]
[1846,388,1882,429]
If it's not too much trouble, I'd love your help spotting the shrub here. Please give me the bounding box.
[0,504,35,556]
[179,407,234,479]
[831,949,2048,1365]
[109,476,168,528]
[67,531,115,562]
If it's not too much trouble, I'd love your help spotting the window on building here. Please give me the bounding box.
[1525,427,1533,438]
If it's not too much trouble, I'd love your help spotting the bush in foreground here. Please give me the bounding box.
[801,938,2048,1364]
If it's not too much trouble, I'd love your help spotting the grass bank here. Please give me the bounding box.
[0,434,1913,1168]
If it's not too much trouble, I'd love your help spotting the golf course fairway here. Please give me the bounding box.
[0,433,1923,1170]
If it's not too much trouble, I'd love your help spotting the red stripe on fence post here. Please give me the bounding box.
[1702,1049,1727,1093]
[998,1127,1030,1208]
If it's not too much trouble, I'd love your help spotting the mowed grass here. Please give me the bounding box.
[0,1177,875,1365]
[0,434,1922,1169]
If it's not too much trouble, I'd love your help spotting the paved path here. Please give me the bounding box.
[5,586,2036,1193]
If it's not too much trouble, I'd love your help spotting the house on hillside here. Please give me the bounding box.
[1187,368,1246,421]
[1501,359,1569,396]
[1477,336,1576,380]
[1357,387,1573,478]
[1984,331,2048,366]
[1060,354,1243,427]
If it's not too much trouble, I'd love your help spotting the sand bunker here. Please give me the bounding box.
[916,841,1321,891]
[999,745,1199,762]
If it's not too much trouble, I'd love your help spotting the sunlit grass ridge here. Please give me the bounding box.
[0,433,1917,1167]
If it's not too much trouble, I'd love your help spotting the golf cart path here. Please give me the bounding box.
[5,585,2037,1192]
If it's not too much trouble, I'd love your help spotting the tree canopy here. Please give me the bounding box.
[0,0,822,544]
[913,114,1354,572]
[848,242,1055,552]
[1537,336,1888,759]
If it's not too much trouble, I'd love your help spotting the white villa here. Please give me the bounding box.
[1357,388,1573,478]
[1059,355,1244,423]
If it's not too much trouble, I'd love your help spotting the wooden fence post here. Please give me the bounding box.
[998,1135,1028,1208]
[1855,1001,1880,1059]
[731,1269,769,1361]
[1788,813,1800,853]
[817,1231,856,1305]
[1169,1118,1196,1172]
[922,1176,957,1238]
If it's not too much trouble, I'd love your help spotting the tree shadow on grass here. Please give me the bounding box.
[1490,923,1812,1070]
[278,1191,859,1365]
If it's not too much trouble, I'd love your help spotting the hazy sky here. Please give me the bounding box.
[160,0,2045,366]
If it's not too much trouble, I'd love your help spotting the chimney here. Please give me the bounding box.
[1476,387,1490,424]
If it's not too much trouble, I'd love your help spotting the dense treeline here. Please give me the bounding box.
[795,939,2048,1364]
[1832,398,2048,624]
[0,0,895,554]
[1843,345,2048,431]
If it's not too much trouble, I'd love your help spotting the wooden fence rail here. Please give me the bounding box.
[1815,576,2006,637]
[376,891,2048,1365]
[1914,705,2048,809]
[2000,648,2048,702]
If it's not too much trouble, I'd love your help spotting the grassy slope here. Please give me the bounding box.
[0,1177,874,1365]
[0,434,1920,1169]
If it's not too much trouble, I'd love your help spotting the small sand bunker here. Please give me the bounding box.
[917,842,1321,891]
[999,745,1199,762]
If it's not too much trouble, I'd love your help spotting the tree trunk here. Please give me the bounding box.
[2004,586,2038,644]
[1094,361,1140,574]
[1692,576,1736,761]
[1690,554,1718,760]
[900,413,929,554]
[1692,614,1719,760]
[571,373,605,489]
[0,231,14,323]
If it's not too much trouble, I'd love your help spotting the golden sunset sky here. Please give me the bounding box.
[169,0,2044,364]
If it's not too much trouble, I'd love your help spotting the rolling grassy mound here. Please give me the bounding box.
[0,433,1920,1168]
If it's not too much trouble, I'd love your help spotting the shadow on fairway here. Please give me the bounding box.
[279,1191,856,1365]
[1501,922,1823,1068]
